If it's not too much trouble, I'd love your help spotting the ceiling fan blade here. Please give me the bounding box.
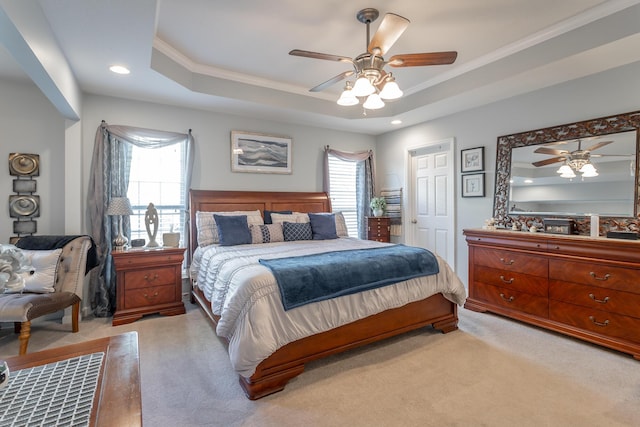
[387,51,458,67]
[289,49,353,64]
[309,70,354,92]
[532,157,565,167]
[584,140,613,152]
[368,13,410,56]
[534,147,568,156]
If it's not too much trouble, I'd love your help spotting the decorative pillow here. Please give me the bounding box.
[196,210,263,246]
[214,215,252,246]
[308,213,338,240]
[271,212,310,224]
[9,249,63,293]
[334,212,349,237]
[282,222,313,241]
[263,210,292,224]
[250,224,285,243]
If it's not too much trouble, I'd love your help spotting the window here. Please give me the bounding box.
[328,154,358,236]
[126,143,187,244]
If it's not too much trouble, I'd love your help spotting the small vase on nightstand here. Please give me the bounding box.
[373,208,383,217]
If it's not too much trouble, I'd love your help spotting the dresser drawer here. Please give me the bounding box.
[123,266,177,290]
[474,265,548,297]
[124,285,177,309]
[474,247,548,277]
[549,259,640,293]
[549,280,640,318]
[549,300,640,344]
[471,282,548,317]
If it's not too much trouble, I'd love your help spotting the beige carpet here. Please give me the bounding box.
[1,300,639,427]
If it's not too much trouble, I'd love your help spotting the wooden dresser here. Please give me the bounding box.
[112,247,186,326]
[367,216,391,242]
[464,228,640,360]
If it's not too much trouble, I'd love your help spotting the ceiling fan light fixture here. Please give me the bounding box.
[363,93,385,110]
[337,82,359,106]
[557,164,572,174]
[580,162,598,177]
[352,75,376,97]
[379,77,403,100]
[560,169,576,179]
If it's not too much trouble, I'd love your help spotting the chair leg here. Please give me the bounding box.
[18,321,31,355]
[72,301,80,333]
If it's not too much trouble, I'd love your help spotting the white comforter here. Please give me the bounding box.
[191,238,466,378]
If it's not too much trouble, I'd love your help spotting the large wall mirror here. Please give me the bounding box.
[493,110,640,233]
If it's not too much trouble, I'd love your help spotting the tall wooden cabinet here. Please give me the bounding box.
[464,228,640,360]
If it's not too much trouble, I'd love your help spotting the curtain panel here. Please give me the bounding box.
[323,147,375,239]
[86,122,194,317]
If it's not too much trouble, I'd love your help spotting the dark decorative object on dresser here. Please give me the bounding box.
[464,228,640,360]
[112,247,186,326]
[366,216,391,242]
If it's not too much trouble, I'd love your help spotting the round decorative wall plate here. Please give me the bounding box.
[9,195,40,218]
[9,153,40,176]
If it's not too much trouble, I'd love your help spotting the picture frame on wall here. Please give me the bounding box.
[461,147,484,173]
[231,131,292,174]
[462,173,485,197]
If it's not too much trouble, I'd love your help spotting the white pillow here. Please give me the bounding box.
[334,212,349,237]
[270,212,310,224]
[10,249,62,293]
[196,210,264,247]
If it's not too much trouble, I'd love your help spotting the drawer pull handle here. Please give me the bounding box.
[144,273,159,282]
[499,293,514,302]
[588,293,609,304]
[589,272,611,281]
[588,316,609,327]
[143,291,159,300]
[499,258,514,265]
[499,276,514,284]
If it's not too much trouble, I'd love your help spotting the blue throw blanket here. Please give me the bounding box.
[259,244,439,310]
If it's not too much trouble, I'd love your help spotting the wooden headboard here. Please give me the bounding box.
[188,189,332,259]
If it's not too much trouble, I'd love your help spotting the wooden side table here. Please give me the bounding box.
[5,332,141,427]
[112,247,186,326]
[367,216,391,242]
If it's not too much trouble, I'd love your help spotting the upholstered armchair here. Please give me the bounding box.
[0,235,96,355]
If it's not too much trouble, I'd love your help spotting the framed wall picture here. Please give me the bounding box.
[462,173,485,197]
[461,147,484,173]
[231,131,292,174]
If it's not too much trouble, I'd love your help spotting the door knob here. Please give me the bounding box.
[411,219,417,224]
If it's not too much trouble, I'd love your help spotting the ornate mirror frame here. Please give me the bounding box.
[493,110,640,234]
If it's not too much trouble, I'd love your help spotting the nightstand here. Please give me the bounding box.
[367,216,391,242]
[112,247,186,326]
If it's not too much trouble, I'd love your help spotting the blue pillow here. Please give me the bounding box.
[308,213,338,240]
[282,222,313,241]
[213,214,251,246]
[264,210,292,224]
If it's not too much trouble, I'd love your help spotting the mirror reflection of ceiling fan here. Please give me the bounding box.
[531,139,619,168]
[289,8,457,110]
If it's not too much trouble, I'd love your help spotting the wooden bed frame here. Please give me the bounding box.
[189,189,458,399]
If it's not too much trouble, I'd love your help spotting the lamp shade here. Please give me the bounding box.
[352,76,375,97]
[363,93,385,110]
[379,80,403,100]
[107,197,133,216]
[337,83,359,106]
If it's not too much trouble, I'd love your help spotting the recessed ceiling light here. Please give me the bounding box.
[391,119,402,125]
[109,65,130,75]
[524,179,533,184]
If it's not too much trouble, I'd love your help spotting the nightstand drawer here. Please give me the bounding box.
[123,266,176,290]
[124,285,177,309]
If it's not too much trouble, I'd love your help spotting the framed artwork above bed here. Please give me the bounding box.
[231,131,292,174]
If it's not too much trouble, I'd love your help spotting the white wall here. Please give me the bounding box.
[376,60,640,286]
[0,79,66,242]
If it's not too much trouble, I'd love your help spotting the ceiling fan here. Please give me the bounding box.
[289,8,458,109]
[531,139,615,168]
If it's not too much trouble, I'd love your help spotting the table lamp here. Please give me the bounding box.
[106,197,134,250]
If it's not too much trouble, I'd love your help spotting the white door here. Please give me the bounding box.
[406,138,456,270]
